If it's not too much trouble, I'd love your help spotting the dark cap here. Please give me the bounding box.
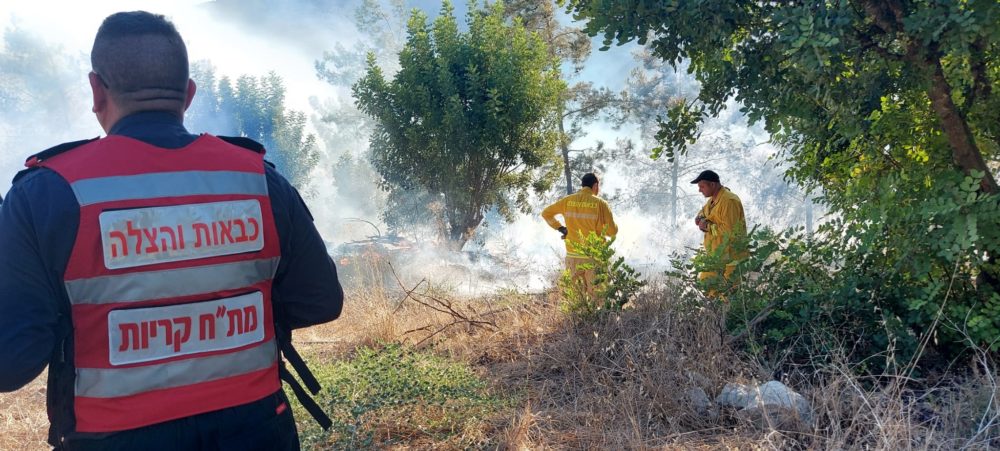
[690,170,720,184]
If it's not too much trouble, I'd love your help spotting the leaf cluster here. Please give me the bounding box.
[559,231,646,320]
[354,0,565,245]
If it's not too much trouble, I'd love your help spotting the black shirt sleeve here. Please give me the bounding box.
[265,166,343,330]
[0,170,77,391]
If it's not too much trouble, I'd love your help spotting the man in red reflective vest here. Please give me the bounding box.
[0,11,343,450]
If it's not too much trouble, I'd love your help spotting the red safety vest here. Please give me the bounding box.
[38,134,281,433]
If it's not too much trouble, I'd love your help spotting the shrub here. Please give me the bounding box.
[558,232,645,319]
[682,171,1000,374]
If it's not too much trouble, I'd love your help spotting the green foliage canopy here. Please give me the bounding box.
[563,0,1000,362]
[563,0,1000,193]
[354,1,565,248]
[188,64,319,188]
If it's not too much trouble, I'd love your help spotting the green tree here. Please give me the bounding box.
[563,0,999,192]
[354,1,565,249]
[188,63,318,188]
[504,0,619,195]
[563,0,1000,360]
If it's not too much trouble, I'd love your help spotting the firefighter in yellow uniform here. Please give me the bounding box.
[542,173,618,296]
[692,170,748,290]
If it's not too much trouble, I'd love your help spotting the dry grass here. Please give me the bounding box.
[315,266,1000,450]
[3,264,999,450]
[0,371,49,451]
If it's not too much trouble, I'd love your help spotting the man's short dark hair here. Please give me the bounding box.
[91,11,188,96]
[581,173,599,188]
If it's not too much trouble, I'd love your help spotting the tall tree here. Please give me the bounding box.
[563,0,1000,193]
[312,0,405,231]
[504,0,618,194]
[187,63,318,188]
[564,0,1000,356]
[620,51,700,227]
[354,1,564,249]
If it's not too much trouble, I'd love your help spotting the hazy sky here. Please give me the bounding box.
[0,0,655,282]
[1,0,348,111]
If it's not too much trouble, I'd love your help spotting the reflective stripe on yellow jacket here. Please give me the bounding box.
[541,187,618,258]
[698,187,747,262]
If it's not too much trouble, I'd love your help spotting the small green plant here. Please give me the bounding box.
[558,232,645,319]
[292,343,504,449]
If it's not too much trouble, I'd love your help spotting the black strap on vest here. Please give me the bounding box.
[24,137,99,167]
[275,324,332,429]
[16,137,100,185]
[48,295,79,448]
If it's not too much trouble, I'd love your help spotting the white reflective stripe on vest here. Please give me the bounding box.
[64,258,279,305]
[70,170,268,207]
[75,339,277,398]
[564,211,598,220]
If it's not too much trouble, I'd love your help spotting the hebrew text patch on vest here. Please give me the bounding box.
[99,200,265,270]
[107,291,266,366]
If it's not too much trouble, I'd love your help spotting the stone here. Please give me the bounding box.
[715,382,756,409]
[737,381,813,431]
[715,380,813,431]
[686,387,711,415]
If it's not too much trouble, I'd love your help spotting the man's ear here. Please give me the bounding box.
[89,72,108,114]
[184,78,197,111]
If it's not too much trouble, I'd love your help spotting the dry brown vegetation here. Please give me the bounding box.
[3,269,999,450]
[0,372,48,450]
[296,267,1000,450]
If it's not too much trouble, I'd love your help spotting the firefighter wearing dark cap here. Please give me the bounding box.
[0,11,342,450]
[542,172,618,297]
[692,170,747,285]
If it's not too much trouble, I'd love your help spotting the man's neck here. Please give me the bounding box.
[711,186,725,202]
[108,111,184,135]
[106,111,196,149]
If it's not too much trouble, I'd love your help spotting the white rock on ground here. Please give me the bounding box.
[715,382,756,408]
[715,380,813,431]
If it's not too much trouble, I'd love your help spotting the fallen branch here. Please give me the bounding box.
[386,261,498,346]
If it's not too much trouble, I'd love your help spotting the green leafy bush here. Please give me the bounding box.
[689,171,1000,373]
[558,232,645,319]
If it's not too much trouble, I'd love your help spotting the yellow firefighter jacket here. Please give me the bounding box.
[698,187,748,264]
[541,187,618,258]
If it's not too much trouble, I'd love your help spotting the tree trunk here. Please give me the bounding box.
[447,211,482,251]
[805,196,814,238]
[670,156,679,228]
[926,57,999,194]
[862,0,997,194]
[559,112,573,195]
[923,55,1000,296]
